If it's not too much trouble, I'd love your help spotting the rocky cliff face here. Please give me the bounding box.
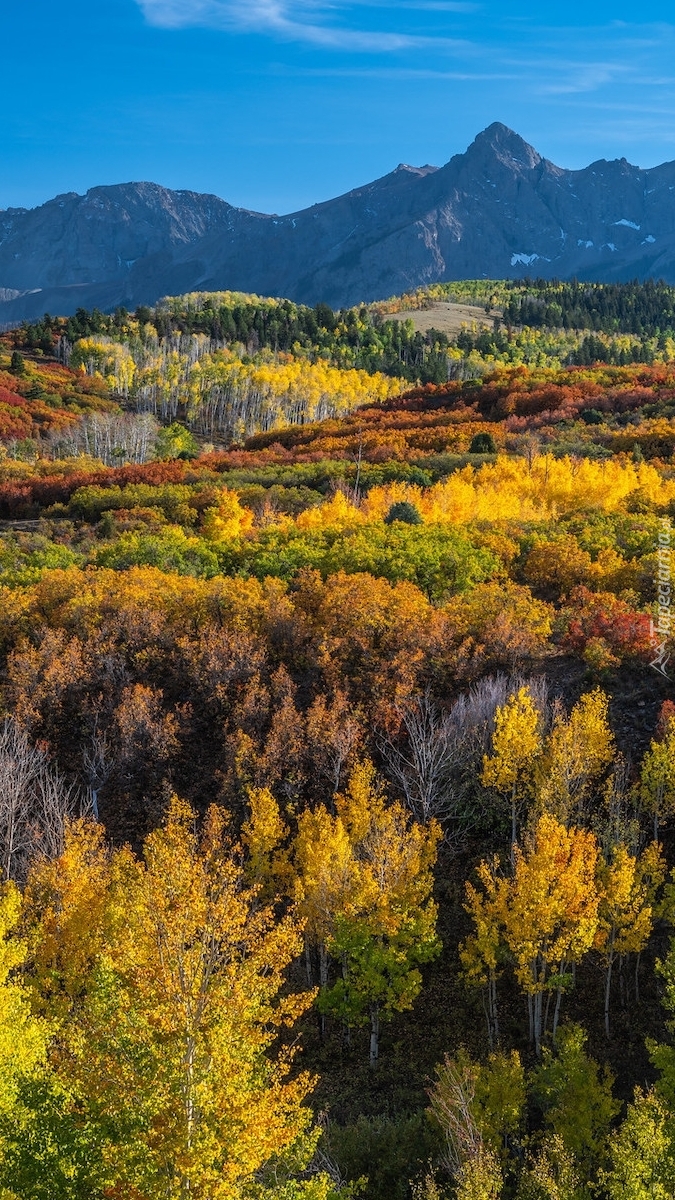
[2,123,675,320]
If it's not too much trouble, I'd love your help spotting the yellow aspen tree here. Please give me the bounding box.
[297,762,440,1066]
[482,686,542,862]
[601,1088,675,1200]
[473,1050,527,1165]
[530,1024,620,1181]
[0,882,50,1125]
[455,1148,504,1200]
[23,818,111,1023]
[201,488,255,541]
[501,813,600,1056]
[599,755,639,860]
[516,1134,580,1200]
[241,785,291,901]
[0,883,57,1200]
[596,842,665,1037]
[537,689,614,825]
[329,761,441,1066]
[29,800,325,1200]
[294,802,362,996]
[8,820,114,1196]
[639,717,675,841]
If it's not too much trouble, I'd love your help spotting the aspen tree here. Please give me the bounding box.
[429,1052,508,1200]
[601,1088,675,1200]
[24,800,325,1200]
[482,686,542,862]
[596,841,665,1036]
[0,884,62,1199]
[515,1134,580,1200]
[531,1024,619,1178]
[639,717,675,841]
[297,762,440,1065]
[0,882,50,1120]
[23,818,111,1023]
[241,785,291,900]
[536,690,614,826]
[431,1049,525,1169]
[501,815,599,1055]
[201,488,255,541]
[294,803,361,999]
[329,762,440,1066]
[455,1149,503,1200]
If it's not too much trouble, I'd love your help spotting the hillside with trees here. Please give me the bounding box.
[2,283,675,1198]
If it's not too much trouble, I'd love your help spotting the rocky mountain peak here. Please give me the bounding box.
[1,125,675,320]
[468,122,542,172]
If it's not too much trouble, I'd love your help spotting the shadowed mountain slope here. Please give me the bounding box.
[2,123,675,319]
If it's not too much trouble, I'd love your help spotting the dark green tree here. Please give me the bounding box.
[469,432,497,454]
[384,501,423,525]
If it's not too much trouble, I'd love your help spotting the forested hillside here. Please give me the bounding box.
[2,284,675,1198]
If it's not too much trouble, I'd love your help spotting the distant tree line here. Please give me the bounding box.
[503,278,675,336]
[13,280,675,389]
[13,301,458,386]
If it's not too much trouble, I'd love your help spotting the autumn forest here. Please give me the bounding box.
[3,281,675,1199]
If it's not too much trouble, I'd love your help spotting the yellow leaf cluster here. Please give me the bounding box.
[22,798,319,1200]
[506,814,600,994]
[536,690,614,823]
[0,883,49,1122]
[596,842,665,961]
[201,487,255,541]
[363,454,675,526]
[640,718,675,836]
[295,489,365,532]
[482,687,542,796]
[295,760,440,951]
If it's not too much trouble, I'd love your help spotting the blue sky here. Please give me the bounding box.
[2,0,675,215]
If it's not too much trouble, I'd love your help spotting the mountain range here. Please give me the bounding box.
[2,122,675,321]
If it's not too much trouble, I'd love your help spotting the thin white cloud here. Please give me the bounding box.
[498,56,632,96]
[354,0,479,9]
[134,0,675,117]
[135,0,468,49]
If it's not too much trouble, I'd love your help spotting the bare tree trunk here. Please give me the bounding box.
[369,1004,380,1068]
[483,971,499,1050]
[552,986,563,1044]
[318,943,329,1039]
[490,972,499,1045]
[304,939,314,989]
[605,933,615,1039]
[482,988,493,1052]
[534,990,543,1059]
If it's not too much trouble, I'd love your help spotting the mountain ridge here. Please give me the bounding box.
[2,122,675,320]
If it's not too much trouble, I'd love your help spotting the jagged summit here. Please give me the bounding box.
[468,122,542,171]
[2,125,675,319]
[393,163,439,176]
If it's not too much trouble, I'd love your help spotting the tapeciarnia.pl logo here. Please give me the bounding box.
[650,515,672,679]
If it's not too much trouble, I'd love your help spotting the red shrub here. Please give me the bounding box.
[561,586,653,663]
